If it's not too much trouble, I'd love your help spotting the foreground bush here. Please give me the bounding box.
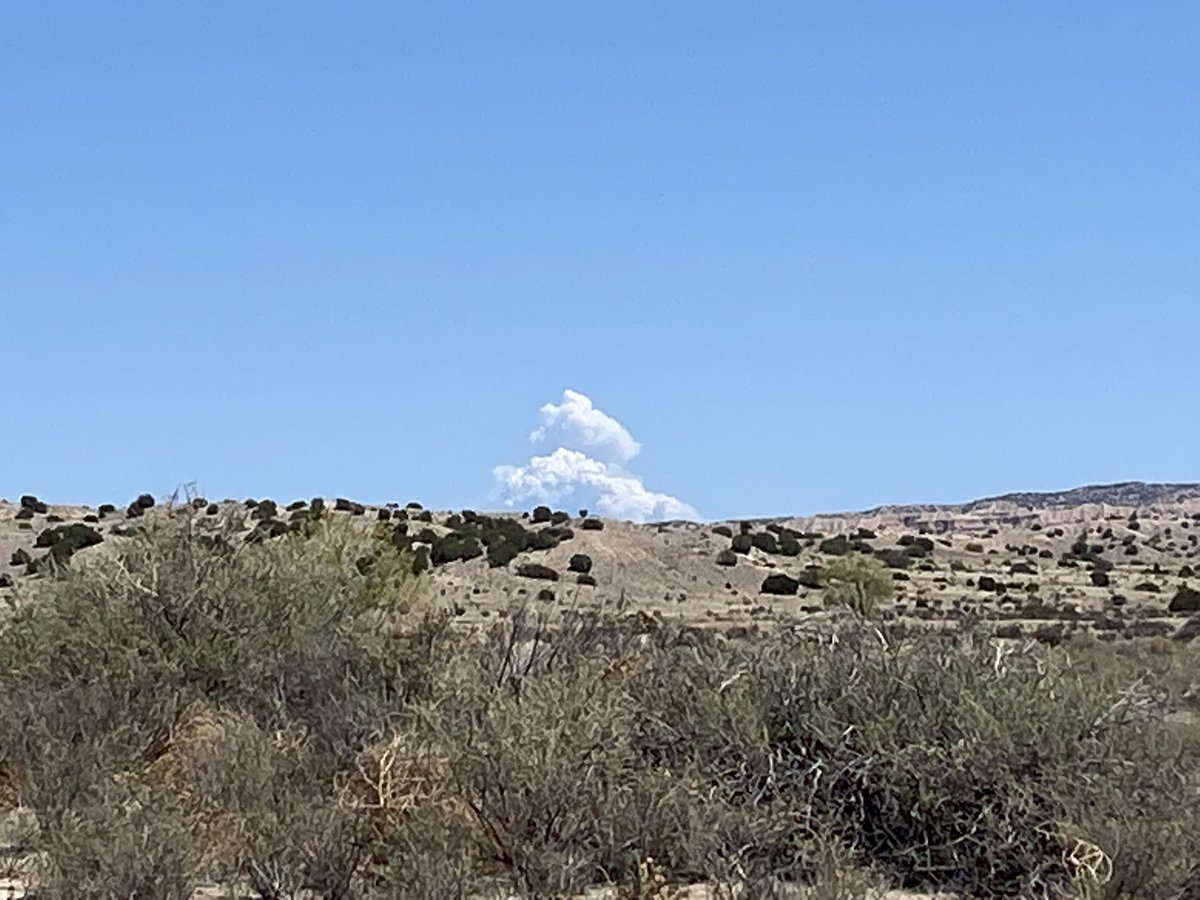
[0,514,1196,898]
[0,512,426,887]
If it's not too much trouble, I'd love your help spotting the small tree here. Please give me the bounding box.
[822,554,893,615]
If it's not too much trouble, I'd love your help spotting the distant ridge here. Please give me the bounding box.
[966,481,1200,511]
[847,482,1200,518]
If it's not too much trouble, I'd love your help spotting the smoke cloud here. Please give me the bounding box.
[492,389,697,522]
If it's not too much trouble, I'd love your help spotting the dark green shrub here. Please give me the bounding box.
[27,523,104,571]
[246,519,292,544]
[1169,585,1200,613]
[464,515,532,568]
[751,532,779,554]
[253,514,293,543]
[516,563,558,581]
[778,536,801,557]
[50,522,103,552]
[531,505,552,524]
[250,499,278,521]
[528,529,562,552]
[760,573,799,595]
[576,574,597,587]
[486,543,522,569]
[712,525,734,538]
[431,533,483,566]
[287,507,319,535]
[550,511,571,525]
[819,535,851,556]
[581,518,604,531]
[874,548,911,570]
[20,494,48,513]
[796,567,822,589]
[568,554,593,574]
[716,549,737,567]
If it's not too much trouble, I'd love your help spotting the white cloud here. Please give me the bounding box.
[493,449,698,522]
[493,389,697,523]
[530,389,640,463]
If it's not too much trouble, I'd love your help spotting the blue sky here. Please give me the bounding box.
[2,4,1197,520]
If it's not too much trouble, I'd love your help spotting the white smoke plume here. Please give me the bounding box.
[529,389,641,463]
[492,389,697,522]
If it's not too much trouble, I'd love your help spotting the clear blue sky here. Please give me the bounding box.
[3,4,1196,519]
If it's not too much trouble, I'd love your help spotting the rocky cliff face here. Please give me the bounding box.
[780,482,1200,537]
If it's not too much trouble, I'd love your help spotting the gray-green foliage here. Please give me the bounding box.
[0,511,424,819]
[821,553,895,615]
[0,517,1197,898]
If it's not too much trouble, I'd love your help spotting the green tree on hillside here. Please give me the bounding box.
[822,554,894,615]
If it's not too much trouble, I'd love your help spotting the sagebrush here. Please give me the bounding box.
[0,509,1196,898]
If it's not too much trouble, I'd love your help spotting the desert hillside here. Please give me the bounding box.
[4,482,1199,642]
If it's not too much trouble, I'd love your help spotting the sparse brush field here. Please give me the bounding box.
[0,510,1198,899]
